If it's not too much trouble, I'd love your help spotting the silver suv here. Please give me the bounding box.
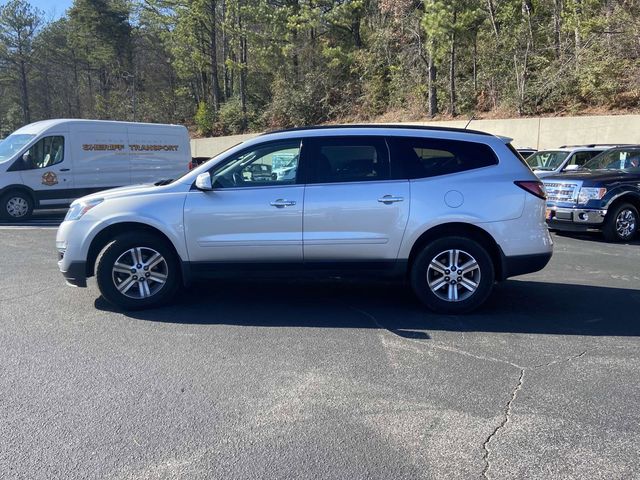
[56,126,553,314]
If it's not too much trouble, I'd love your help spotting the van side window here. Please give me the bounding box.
[389,137,498,179]
[306,136,390,184]
[24,136,65,169]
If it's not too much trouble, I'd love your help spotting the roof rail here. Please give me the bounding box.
[262,124,493,137]
[558,143,631,148]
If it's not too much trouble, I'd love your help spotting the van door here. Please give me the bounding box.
[18,135,75,207]
[71,125,130,193]
[128,125,189,185]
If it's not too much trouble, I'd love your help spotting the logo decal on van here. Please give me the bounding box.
[42,171,58,186]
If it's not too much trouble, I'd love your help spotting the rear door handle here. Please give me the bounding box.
[377,195,404,204]
[270,199,296,208]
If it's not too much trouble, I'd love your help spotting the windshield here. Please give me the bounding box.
[0,134,35,163]
[582,148,640,171]
[526,151,570,171]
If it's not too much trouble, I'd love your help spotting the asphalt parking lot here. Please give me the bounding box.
[1,215,639,479]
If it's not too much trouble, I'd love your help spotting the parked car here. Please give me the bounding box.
[243,163,272,181]
[525,145,616,178]
[517,147,537,159]
[0,119,190,220]
[56,125,553,313]
[543,145,640,241]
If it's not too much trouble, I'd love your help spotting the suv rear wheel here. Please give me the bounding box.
[96,232,180,309]
[603,203,638,242]
[411,236,495,314]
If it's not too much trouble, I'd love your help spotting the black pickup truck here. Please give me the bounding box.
[543,146,640,241]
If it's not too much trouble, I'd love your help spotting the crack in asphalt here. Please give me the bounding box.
[481,368,524,479]
[348,306,590,480]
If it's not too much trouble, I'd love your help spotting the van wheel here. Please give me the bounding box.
[96,233,180,310]
[603,203,638,242]
[410,236,495,314]
[0,191,33,221]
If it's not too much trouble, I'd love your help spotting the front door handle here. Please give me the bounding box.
[59,168,71,172]
[377,195,404,204]
[270,199,296,208]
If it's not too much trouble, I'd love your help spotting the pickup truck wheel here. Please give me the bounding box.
[411,236,495,314]
[0,191,33,221]
[603,203,638,242]
[96,233,180,310]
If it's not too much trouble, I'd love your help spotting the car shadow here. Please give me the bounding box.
[94,279,640,337]
[552,230,640,246]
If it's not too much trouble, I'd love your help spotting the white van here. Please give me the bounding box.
[0,119,190,220]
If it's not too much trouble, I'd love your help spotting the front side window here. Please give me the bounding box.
[210,140,301,188]
[307,136,390,184]
[390,137,498,179]
[22,136,65,170]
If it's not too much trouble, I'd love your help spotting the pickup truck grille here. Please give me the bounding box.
[543,181,579,203]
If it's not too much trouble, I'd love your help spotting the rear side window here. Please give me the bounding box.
[389,136,498,179]
[306,136,390,184]
[569,151,601,167]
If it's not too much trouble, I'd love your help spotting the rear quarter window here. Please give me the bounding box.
[389,136,499,179]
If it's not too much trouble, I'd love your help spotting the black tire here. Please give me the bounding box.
[0,190,33,221]
[410,236,495,314]
[96,232,180,310]
[603,203,638,242]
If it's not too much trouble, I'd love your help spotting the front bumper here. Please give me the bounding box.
[545,206,607,231]
[59,261,88,287]
[57,219,92,288]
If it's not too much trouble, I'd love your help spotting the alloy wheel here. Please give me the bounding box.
[426,249,481,302]
[615,209,637,239]
[111,247,169,299]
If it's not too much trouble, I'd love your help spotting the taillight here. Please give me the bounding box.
[515,180,546,200]
[188,161,194,170]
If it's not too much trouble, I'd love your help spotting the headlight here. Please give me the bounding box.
[65,198,104,221]
[577,187,606,204]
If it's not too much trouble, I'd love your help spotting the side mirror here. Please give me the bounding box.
[564,164,580,171]
[195,172,213,191]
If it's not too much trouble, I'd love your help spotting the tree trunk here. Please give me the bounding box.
[209,0,221,113]
[574,0,582,62]
[486,0,499,41]
[428,52,438,117]
[473,30,478,93]
[449,13,457,117]
[222,0,231,99]
[238,0,248,131]
[289,0,300,81]
[18,58,30,124]
[553,0,562,59]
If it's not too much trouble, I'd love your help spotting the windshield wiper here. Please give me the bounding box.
[154,179,174,186]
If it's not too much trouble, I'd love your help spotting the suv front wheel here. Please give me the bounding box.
[96,232,180,310]
[411,236,495,314]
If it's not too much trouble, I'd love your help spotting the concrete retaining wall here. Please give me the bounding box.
[191,114,640,157]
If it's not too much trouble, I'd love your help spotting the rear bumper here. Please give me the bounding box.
[59,261,87,287]
[500,252,552,280]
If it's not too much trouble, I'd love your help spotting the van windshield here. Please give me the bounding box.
[0,134,35,163]
[526,151,570,171]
